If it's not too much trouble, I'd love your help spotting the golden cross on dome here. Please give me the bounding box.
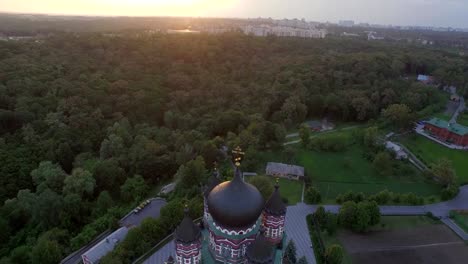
[232,146,245,167]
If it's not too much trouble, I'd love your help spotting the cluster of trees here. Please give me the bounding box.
[283,240,308,264]
[338,201,381,233]
[336,189,425,205]
[308,209,345,264]
[1,29,467,263]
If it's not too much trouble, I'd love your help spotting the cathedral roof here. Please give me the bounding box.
[246,232,274,264]
[207,167,264,229]
[204,169,221,198]
[174,208,201,244]
[264,182,287,216]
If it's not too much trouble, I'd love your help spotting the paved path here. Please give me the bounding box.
[285,203,317,264]
[450,96,465,124]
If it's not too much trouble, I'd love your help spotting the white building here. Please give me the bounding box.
[385,141,408,160]
[242,25,327,39]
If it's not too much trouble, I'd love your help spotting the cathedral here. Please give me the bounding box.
[168,162,287,264]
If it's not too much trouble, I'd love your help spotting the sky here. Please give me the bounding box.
[1,0,468,28]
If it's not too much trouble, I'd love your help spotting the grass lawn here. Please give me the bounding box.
[433,112,452,121]
[401,135,468,184]
[296,145,441,203]
[275,178,303,205]
[457,112,468,127]
[258,130,442,203]
[377,216,441,230]
[321,231,353,264]
[451,211,468,233]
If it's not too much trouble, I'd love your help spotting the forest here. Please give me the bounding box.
[1,31,468,263]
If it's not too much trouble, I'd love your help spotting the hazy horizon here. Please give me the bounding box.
[1,0,468,28]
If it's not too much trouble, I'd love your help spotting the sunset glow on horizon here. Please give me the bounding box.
[0,0,239,17]
[1,0,468,27]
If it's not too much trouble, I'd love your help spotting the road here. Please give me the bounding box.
[61,198,167,264]
[450,96,466,124]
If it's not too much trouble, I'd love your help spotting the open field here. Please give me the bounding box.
[295,143,441,202]
[434,112,452,121]
[275,178,303,205]
[338,216,468,264]
[401,135,468,184]
[259,130,442,202]
[451,211,468,233]
[457,112,468,127]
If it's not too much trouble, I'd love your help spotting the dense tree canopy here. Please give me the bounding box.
[0,31,466,262]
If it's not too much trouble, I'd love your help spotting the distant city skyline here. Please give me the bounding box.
[1,0,468,28]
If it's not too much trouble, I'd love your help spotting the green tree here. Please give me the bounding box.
[373,152,393,176]
[10,245,32,264]
[31,239,62,264]
[382,104,413,130]
[431,158,456,187]
[120,175,148,203]
[314,206,327,226]
[299,124,311,147]
[284,240,297,264]
[324,212,338,236]
[324,244,344,264]
[95,191,113,216]
[338,201,357,229]
[249,176,274,201]
[305,187,322,204]
[362,126,379,148]
[176,156,206,192]
[93,159,126,194]
[63,168,96,197]
[31,161,66,194]
[353,202,372,232]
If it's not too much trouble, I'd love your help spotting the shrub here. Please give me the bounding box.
[305,187,322,204]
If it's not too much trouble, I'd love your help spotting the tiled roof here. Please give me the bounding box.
[266,162,304,177]
[426,118,468,136]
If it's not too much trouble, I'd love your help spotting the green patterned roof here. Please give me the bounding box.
[426,118,468,136]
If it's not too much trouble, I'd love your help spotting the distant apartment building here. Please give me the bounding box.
[339,20,355,27]
[242,25,327,39]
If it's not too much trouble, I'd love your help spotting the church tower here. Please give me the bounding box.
[174,207,202,264]
[262,180,287,245]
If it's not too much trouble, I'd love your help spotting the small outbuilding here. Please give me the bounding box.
[266,162,305,180]
[385,141,408,160]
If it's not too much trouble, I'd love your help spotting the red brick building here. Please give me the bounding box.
[424,118,468,147]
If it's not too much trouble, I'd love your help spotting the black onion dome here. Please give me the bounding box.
[204,170,221,198]
[207,168,264,228]
[264,184,287,216]
[174,208,201,243]
[246,233,274,264]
